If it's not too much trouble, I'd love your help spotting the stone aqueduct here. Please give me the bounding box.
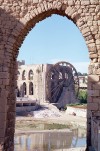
[0,0,100,150]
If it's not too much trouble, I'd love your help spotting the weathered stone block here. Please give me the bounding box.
[33,0,39,3]
[43,1,48,11]
[47,2,52,10]
[0,113,6,122]
[82,27,90,34]
[68,0,74,6]
[87,110,92,118]
[5,127,15,137]
[0,97,7,112]
[88,75,100,82]
[7,112,15,120]
[92,111,100,117]
[93,83,100,89]
[87,96,93,102]
[0,138,4,144]
[90,0,99,5]
[0,144,3,151]
[96,39,100,45]
[0,129,5,138]
[88,90,99,97]
[37,6,42,13]
[0,121,6,129]
[65,6,72,15]
[0,72,10,79]
[81,0,90,5]
[6,120,15,128]
[93,98,100,103]
[89,53,98,59]
[87,103,99,111]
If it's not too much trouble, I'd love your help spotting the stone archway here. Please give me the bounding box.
[22,70,26,80]
[28,70,33,80]
[23,82,27,96]
[0,0,100,150]
[29,82,34,95]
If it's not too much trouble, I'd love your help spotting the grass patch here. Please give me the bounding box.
[15,120,72,131]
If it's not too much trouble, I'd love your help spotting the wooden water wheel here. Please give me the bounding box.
[46,61,79,103]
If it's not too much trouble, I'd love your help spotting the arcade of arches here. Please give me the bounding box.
[0,0,100,151]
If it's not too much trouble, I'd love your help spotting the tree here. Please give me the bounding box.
[77,72,82,76]
[82,73,88,76]
[78,90,87,103]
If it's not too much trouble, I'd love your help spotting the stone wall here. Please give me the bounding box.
[0,0,100,150]
[17,64,44,101]
[17,63,51,103]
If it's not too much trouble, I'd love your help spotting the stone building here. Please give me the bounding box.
[79,76,87,89]
[17,61,48,103]
[17,61,80,108]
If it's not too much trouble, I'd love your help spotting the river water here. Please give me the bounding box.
[14,124,86,151]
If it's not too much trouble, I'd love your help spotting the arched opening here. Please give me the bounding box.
[23,82,27,96]
[28,70,33,80]
[29,82,34,95]
[16,13,89,150]
[22,70,26,80]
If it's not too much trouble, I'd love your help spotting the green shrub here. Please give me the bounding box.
[78,89,87,103]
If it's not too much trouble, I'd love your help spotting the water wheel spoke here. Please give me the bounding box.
[46,61,79,102]
[52,81,62,97]
[51,80,64,93]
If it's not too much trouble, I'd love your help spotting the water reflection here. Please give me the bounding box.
[14,128,86,151]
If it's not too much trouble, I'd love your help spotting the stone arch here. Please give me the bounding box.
[29,82,34,95]
[28,70,34,80]
[22,70,26,80]
[0,1,100,151]
[8,2,98,63]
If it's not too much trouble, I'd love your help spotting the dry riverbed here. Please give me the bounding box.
[15,103,86,133]
[15,104,86,151]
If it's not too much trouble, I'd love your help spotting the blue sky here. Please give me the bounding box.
[18,14,90,73]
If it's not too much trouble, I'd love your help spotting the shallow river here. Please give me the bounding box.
[14,123,86,151]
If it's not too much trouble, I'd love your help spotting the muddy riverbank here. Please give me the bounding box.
[15,103,86,132]
[15,104,86,151]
